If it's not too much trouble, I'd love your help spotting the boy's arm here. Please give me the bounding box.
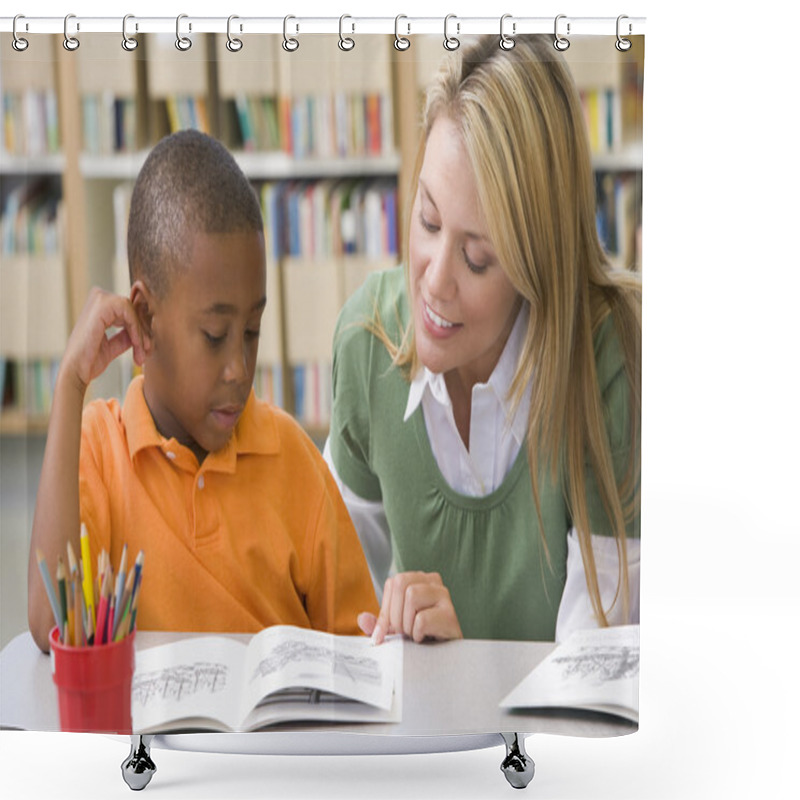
[27,288,147,652]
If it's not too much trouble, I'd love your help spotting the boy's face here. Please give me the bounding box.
[139,230,267,462]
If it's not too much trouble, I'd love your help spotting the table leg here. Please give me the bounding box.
[500,732,535,789]
[121,735,157,790]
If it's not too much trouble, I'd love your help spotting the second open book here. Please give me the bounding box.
[500,624,639,724]
[131,625,403,734]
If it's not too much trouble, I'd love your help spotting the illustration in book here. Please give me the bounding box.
[131,624,403,733]
[500,624,639,724]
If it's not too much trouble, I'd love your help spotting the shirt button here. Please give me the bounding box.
[198,475,205,489]
[165,451,176,460]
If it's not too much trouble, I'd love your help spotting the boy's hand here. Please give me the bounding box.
[358,571,463,644]
[61,288,148,394]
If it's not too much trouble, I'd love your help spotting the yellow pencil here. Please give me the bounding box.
[79,523,95,628]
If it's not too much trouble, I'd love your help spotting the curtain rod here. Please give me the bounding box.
[0,15,645,38]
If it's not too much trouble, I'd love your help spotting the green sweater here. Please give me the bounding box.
[329,267,639,641]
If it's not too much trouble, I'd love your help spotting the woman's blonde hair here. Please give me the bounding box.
[377,34,641,626]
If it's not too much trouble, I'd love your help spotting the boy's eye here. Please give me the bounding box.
[245,328,261,341]
[203,331,225,346]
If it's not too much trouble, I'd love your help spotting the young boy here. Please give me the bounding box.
[28,130,378,653]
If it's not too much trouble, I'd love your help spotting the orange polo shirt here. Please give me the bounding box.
[78,376,378,635]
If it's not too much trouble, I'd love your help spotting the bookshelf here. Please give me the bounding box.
[0,36,68,435]
[0,32,643,438]
[564,35,644,271]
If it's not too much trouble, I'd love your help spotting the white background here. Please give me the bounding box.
[2,1,798,798]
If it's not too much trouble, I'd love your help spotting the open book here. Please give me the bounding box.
[131,625,402,733]
[500,624,639,724]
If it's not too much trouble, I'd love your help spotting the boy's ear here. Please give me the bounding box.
[130,280,155,348]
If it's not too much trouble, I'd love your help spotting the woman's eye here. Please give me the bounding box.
[419,211,439,233]
[464,251,489,275]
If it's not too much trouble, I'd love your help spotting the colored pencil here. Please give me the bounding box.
[127,551,144,634]
[35,548,63,643]
[112,544,127,630]
[56,558,68,643]
[66,541,79,582]
[66,577,75,647]
[85,599,95,646]
[79,524,95,627]
[114,569,135,641]
[107,593,116,645]
[94,565,111,646]
[112,567,125,637]
[74,578,84,647]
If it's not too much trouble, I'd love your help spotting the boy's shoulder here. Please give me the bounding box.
[239,395,327,470]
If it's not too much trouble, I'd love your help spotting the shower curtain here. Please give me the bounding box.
[0,14,644,795]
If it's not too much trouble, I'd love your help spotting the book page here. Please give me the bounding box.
[131,636,247,733]
[500,625,639,723]
[241,625,401,717]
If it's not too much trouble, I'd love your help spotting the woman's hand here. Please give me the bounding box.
[358,571,463,644]
[61,287,149,395]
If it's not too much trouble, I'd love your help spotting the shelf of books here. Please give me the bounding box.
[1,37,69,435]
[67,33,404,442]
[411,35,644,273]
[564,36,644,272]
[1,31,641,440]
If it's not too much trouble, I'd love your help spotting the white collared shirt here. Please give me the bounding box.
[402,303,530,497]
[323,305,639,642]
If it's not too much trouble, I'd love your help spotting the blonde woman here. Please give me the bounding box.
[323,34,641,643]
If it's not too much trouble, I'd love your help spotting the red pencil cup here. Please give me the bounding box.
[49,626,136,734]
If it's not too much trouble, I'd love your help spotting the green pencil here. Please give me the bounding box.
[56,557,68,643]
[35,548,63,643]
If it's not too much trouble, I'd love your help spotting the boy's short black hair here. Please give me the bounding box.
[127,129,264,297]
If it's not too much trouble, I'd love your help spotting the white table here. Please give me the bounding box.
[0,631,635,790]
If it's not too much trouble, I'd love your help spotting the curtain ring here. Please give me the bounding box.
[499,14,515,50]
[553,14,570,51]
[615,15,632,52]
[176,14,192,51]
[63,13,80,51]
[443,14,460,51]
[226,14,243,52]
[122,14,138,51]
[338,14,355,51]
[394,14,410,51]
[282,15,299,52]
[12,14,29,52]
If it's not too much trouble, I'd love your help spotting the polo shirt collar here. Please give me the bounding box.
[402,303,530,444]
[122,376,279,470]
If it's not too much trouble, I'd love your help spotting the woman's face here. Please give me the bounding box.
[408,115,521,388]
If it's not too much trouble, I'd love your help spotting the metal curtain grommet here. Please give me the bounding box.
[12,14,29,52]
[394,14,410,51]
[122,14,138,51]
[499,14,515,50]
[63,13,80,51]
[282,15,299,52]
[338,14,355,51]
[553,14,570,51]
[616,15,632,51]
[226,15,243,52]
[176,14,192,51]
[444,14,460,51]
